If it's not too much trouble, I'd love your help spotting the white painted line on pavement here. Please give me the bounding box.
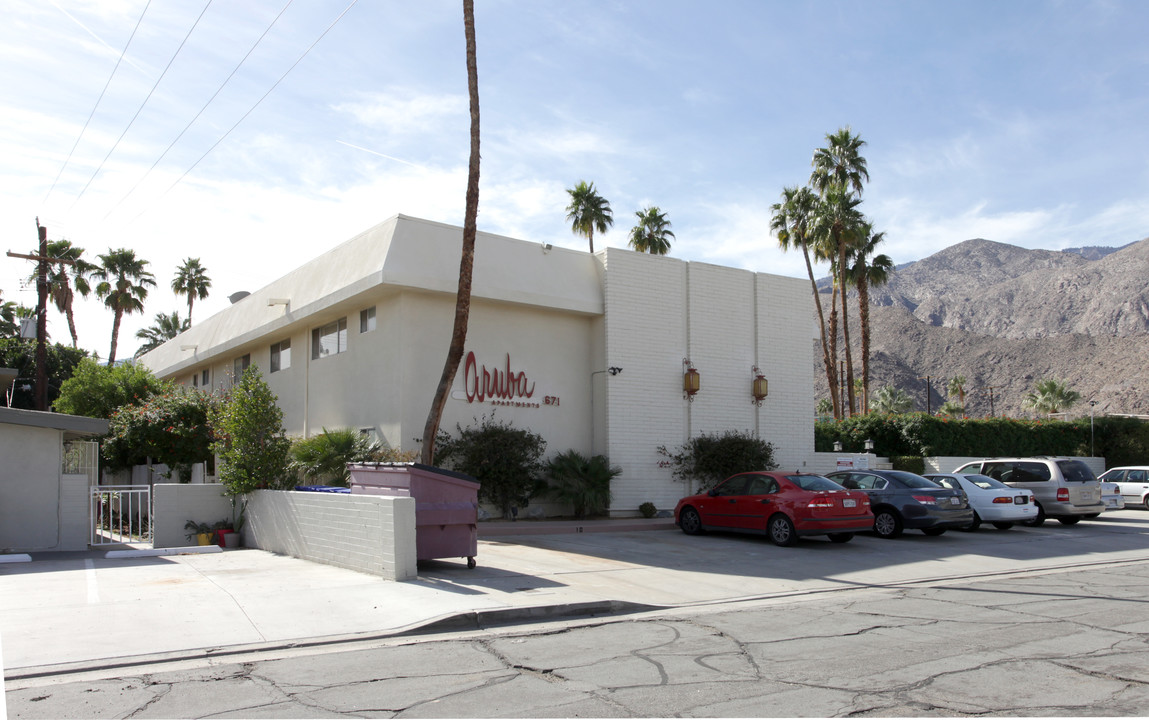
[85,558,99,604]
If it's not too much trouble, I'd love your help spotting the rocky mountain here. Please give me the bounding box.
[813,237,1149,418]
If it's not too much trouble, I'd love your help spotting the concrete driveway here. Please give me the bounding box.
[4,510,1149,681]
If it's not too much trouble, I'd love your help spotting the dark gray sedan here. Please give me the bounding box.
[825,469,974,538]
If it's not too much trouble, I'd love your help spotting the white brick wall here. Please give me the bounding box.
[601,250,813,514]
[245,490,416,580]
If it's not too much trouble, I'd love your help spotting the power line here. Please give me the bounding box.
[104,0,297,221]
[70,0,216,210]
[43,0,154,204]
[139,0,360,216]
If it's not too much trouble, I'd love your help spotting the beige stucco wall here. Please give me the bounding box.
[0,424,66,551]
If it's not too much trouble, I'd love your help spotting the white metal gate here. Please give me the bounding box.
[90,485,152,546]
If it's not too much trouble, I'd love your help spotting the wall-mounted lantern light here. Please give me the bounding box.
[751,365,769,406]
[864,438,875,452]
[833,440,843,452]
[683,358,700,401]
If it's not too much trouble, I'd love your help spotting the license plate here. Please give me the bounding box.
[843,498,856,508]
[950,497,960,505]
[1081,492,1094,501]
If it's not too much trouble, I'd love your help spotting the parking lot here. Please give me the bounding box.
[3,508,1149,682]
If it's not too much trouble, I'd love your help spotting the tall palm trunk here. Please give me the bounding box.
[856,274,871,414]
[828,281,840,419]
[421,0,480,465]
[802,239,838,420]
[108,309,123,366]
[838,242,856,416]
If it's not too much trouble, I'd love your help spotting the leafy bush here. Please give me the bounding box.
[890,456,926,474]
[53,357,169,419]
[816,414,1149,467]
[435,415,546,519]
[289,428,416,486]
[639,502,658,518]
[210,367,291,495]
[103,385,219,478]
[658,430,777,491]
[0,339,92,412]
[545,450,619,519]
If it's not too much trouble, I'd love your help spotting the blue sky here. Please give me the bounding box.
[2,0,1147,357]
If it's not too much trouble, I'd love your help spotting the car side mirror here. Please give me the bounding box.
[708,488,719,497]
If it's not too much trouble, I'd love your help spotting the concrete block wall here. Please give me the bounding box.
[60,474,91,551]
[152,484,233,548]
[245,490,416,580]
[601,249,815,513]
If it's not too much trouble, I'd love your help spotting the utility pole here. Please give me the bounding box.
[6,219,74,411]
[981,386,1003,418]
[918,375,932,415]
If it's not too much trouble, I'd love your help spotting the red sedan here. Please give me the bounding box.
[674,471,873,546]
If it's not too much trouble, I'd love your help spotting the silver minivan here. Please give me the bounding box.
[952,457,1103,526]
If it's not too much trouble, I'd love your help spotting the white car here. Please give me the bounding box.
[1097,467,1149,510]
[924,473,1037,530]
[1100,481,1126,511]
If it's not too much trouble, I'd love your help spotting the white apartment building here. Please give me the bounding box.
[139,214,814,515]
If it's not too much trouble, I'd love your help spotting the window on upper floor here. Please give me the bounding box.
[312,318,348,360]
[360,306,376,333]
[270,339,291,373]
[201,369,210,387]
[232,354,250,386]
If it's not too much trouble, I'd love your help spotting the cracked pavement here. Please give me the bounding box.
[8,560,1149,717]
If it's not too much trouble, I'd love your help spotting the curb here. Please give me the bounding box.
[2,599,663,682]
[104,545,222,559]
[0,554,32,564]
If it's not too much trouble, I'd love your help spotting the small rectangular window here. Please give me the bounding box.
[360,306,376,333]
[192,374,198,388]
[270,339,291,373]
[312,318,348,359]
[232,354,250,386]
[201,369,210,387]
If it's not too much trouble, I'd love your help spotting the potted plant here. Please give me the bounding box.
[184,520,213,546]
[211,520,233,548]
[226,498,246,549]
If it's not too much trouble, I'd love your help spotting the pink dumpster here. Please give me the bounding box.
[348,463,479,568]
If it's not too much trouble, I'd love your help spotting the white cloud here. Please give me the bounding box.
[333,90,466,137]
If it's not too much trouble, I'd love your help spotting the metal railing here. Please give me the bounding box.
[90,485,152,546]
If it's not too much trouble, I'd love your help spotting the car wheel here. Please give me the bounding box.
[768,513,798,547]
[1023,502,1046,527]
[992,522,1014,530]
[827,533,853,543]
[872,509,903,539]
[1143,495,1149,511]
[922,528,946,536]
[960,512,982,532]
[679,507,703,535]
[1058,516,1081,526]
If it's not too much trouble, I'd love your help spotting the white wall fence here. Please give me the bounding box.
[245,490,416,581]
[152,484,233,549]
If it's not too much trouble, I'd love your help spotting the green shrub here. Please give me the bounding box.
[435,415,546,519]
[890,456,925,474]
[52,356,168,419]
[289,428,411,487]
[545,450,620,519]
[103,385,219,478]
[210,367,291,495]
[638,502,658,518]
[658,430,776,491]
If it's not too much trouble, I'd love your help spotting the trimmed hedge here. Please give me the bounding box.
[816,414,1149,468]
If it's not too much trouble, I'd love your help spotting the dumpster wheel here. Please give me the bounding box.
[467,556,476,569]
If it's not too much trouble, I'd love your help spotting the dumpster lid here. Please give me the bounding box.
[347,462,477,484]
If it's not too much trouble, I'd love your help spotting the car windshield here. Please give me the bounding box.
[964,474,1009,490]
[887,470,940,489]
[787,474,844,491]
[1058,460,1096,482]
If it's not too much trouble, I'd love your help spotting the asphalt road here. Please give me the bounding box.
[5,510,1149,718]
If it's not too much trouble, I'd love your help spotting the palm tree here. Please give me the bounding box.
[871,385,913,414]
[0,290,21,338]
[811,188,865,415]
[845,222,893,414]
[627,206,674,255]
[565,180,613,253]
[172,258,212,325]
[25,239,95,349]
[771,185,840,418]
[947,375,967,417]
[938,400,964,418]
[91,248,156,365]
[811,127,870,417]
[1024,378,1081,416]
[134,311,190,357]
[421,0,481,466]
